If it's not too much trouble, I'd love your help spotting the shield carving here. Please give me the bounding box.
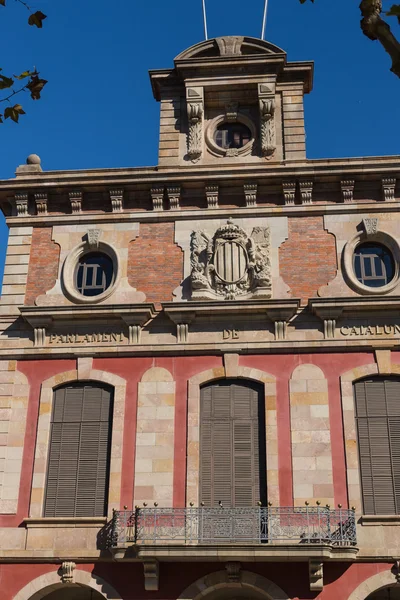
[214,241,248,283]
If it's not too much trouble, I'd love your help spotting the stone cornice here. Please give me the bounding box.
[310,296,400,319]
[163,299,300,323]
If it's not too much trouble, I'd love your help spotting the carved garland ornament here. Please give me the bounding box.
[187,87,204,161]
[190,219,272,300]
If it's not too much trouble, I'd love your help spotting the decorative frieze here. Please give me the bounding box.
[341,180,355,203]
[109,189,123,212]
[69,190,82,214]
[151,186,164,211]
[282,182,296,206]
[190,219,271,300]
[34,192,48,215]
[258,83,276,159]
[14,192,29,216]
[299,180,313,205]
[382,177,396,202]
[205,184,219,209]
[186,86,204,161]
[167,185,181,210]
[244,183,257,207]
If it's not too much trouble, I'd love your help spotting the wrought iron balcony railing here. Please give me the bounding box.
[111,506,356,547]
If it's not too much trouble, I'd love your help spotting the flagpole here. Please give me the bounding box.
[202,0,208,40]
[261,0,268,40]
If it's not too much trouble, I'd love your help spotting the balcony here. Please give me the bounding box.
[111,506,358,562]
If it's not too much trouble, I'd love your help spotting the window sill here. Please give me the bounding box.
[360,515,400,526]
[24,516,108,529]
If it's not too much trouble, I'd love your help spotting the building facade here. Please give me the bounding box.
[0,35,399,600]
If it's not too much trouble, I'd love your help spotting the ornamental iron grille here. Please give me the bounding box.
[111,506,356,547]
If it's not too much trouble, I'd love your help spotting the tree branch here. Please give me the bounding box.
[0,85,27,104]
[360,0,400,77]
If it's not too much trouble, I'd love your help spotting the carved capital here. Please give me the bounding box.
[382,177,396,202]
[143,560,159,591]
[216,36,244,55]
[363,218,378,236]
[167,185,181,210]
[109,189,124,212]
[205,185,219,209]
[282,182,296,206]
[60,561,76,584]
[87,228,101,249]
[34,192,48,215]
[299,180,313,205]
[244,183,257,208]
[341,180,355,203]
[14,192,29,216]
[69,190,82,214]
[151,186,164,211]
[309,560,323,591]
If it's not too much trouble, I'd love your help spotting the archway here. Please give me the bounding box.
[366,587,400,599]
[28,586,106,600]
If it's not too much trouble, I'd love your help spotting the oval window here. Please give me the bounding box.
[214,122,251,150]
[75,252,114,297]
[353,242,395,288]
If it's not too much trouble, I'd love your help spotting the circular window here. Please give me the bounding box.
[75,252,114,297]
[214,122,251,150]
[353,242,395,288]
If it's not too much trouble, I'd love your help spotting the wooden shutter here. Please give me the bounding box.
[44,384,113,517]
[199,380,264,507]
[355,378,400,515]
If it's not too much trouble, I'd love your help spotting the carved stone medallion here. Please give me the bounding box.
[190,219,272,300]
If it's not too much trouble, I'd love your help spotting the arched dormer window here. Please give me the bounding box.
[43,383,113,517]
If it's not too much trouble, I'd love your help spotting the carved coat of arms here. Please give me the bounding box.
[190,220,272,300]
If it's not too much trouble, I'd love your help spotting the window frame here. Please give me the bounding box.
[353,242,395,288]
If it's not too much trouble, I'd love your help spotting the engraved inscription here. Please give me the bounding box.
[49,332,125,344]
[340,324,400,337]
[223,329,240,340]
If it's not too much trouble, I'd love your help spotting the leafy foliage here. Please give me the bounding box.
[0,0,47,125]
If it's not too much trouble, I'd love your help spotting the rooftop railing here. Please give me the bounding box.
[111,506,356,547]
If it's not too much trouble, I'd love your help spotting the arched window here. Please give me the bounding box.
[354,377,400,515]
[44,383,113,517]
[199,379,266,507]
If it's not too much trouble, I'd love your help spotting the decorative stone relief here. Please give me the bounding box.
[225,562,241,583]
[151,186,164,211]
[177,323,189,343]
[341,180,355,203]
[382,177,396,202]
[109,189,123,212]
[143,560,159,591]
[216,36,244,55]
[363,217,378,236]
[244,183,257,207]
[60,561,76,584]
[167,185,181,210]
[258,84,276,159]
[225,102,238,122]
[14,192,28,216]
[309,560,323,591]
[186,87,204,161]
[34,327,46,347]
[282,182,296,205]
[69,191,82,214]
[87,228,101,249]
[299,180,313,204]
[205,184,219,209]
[190,219,271,300]
[34,192,48,215]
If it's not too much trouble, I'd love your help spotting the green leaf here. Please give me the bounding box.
[27,75,47,100]
[387,4,400,23]
[0,74,14,90]
[14,70,34,81]
[4,104,26,123]
[28,11,47,28]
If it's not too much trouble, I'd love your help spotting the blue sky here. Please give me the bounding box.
[0,0,399,288]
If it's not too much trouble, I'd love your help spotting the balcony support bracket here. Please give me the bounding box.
[144,560,159,591]
[309,560,323,591]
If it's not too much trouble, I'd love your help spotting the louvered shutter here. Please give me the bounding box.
[200,380,264,507]
[355,378,400,515]
[44,384,113,517]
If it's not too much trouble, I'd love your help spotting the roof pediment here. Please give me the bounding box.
[175,36,286,61]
